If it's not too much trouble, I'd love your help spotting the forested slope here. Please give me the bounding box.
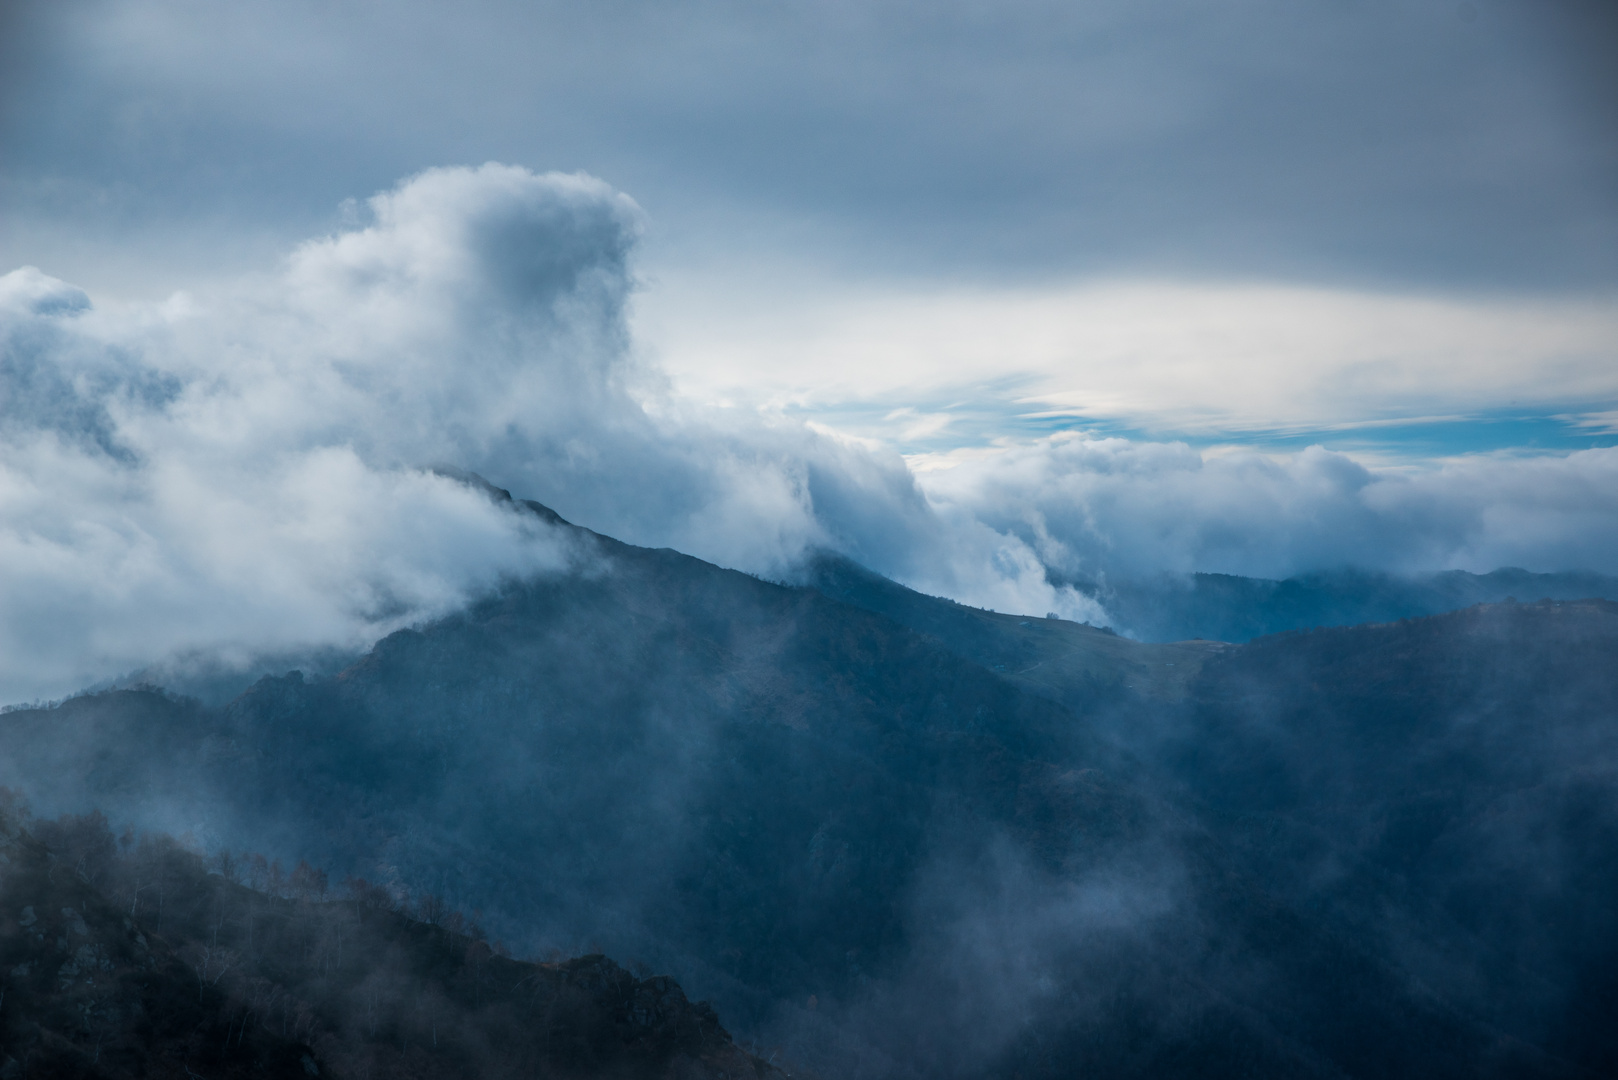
[2,485,1614,1078]
[0,801,781,1079]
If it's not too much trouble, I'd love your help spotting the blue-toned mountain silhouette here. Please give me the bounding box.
[3,477,1614,1079]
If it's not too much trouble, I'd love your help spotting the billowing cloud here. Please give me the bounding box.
[2,163,1614,705]
[0,164,1100,704]
[0,166,638,702]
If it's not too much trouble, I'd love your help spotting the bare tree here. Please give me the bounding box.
[246,853,269,892]
[290,859,327,900]
[267,858,286,898]
[417,893,449,926]
[186,907,238,1002]
[212,850,241,884]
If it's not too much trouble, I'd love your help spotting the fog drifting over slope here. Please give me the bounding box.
[3,163,1615,703]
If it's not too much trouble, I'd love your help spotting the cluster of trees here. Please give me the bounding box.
[0,793,771,1079]
[210,850,328,902]
[206,847,509,953]
[21,803,475,947]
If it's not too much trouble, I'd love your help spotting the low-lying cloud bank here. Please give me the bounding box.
[920,438,1618,583]
[2,163,1614,703]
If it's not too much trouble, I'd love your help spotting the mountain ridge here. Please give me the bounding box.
[2,478,1614,1077]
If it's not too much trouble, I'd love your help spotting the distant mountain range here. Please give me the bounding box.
[3,477,1614,1079]
[1055,564,1618,643]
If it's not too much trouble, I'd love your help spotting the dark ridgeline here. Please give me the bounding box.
[0,800,783,1078]
[1,481,1614,1079]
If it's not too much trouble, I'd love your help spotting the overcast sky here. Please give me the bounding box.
[1,0,1615,699]
[4,0,1616,450]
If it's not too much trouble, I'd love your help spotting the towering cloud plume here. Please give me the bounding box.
[2,163,1614,703]
[0,165,1095,702]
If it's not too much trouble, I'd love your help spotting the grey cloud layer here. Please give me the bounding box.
[3,0,1614,294]
[2,164,1614,704]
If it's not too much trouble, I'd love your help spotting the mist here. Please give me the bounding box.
[4,163,1615,706]
[10,556,1609,1077]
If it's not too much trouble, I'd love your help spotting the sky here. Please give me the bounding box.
[1,0,1616,701]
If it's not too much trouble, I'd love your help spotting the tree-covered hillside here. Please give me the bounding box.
[0,798,781,1079]
[3,486,1614,1078]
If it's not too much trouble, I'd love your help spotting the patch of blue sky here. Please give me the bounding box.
[792,396,1618,460]
[1204,410,1618,457]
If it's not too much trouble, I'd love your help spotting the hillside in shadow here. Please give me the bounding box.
[0,798,782,1079]
[2,480,1615,1078]
[1080,565,1618,643]
[1169,599,1618,1074]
